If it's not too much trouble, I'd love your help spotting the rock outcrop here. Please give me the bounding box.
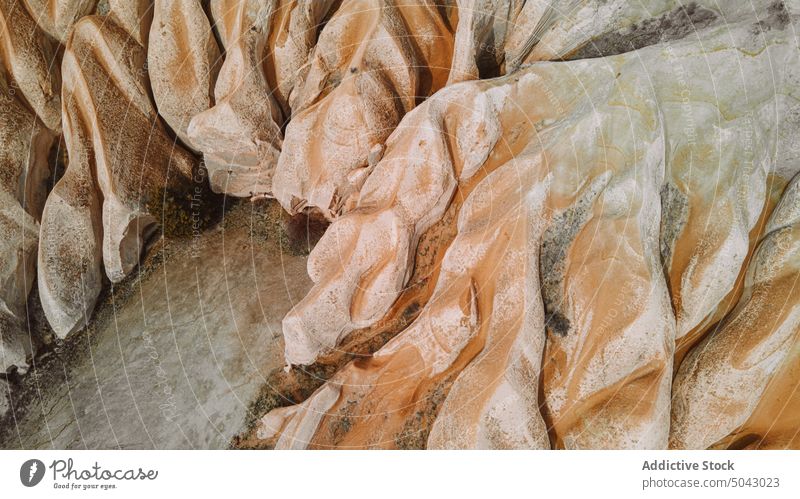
[261,8,800,449]
[0,0,799,450]
[0,0,62,132]
[38,1,199,338]
[187,0,281,197]
[21,0,98,44]
[148,0,221,150]
[188,0,338,197]
[671,171,800,449]
[271,0,455,218]
[0,57,55,372]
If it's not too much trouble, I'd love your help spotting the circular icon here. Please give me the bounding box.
[20,459,45,487]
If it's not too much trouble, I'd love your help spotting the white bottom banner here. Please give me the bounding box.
[0,450,797,498]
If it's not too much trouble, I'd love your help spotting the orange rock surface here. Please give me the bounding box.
[0,0,798,449]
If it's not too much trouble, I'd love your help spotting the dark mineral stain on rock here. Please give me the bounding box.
[659,182,689,275]
[752,1,790,34]
[539,173,611,337]
[567,3,718,60]
[395,374,456,450]
[544,311,571,338]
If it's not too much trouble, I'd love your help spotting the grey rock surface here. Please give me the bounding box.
[1,203,311,449]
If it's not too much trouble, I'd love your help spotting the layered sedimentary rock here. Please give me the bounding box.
[447,0,530,83]
[271,0,454,218]
[263,55,674,448]
[271,0,787,219]
[187,0,281,197]
[262,10,800,448]
[659,1,798,363]
[262,147,555,449]
[444,0,788,78]
[38,2,198,338]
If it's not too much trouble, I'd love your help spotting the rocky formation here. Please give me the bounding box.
[38,1,199,338]
[0,0,62,132]
[260,6,800,449]
[148,0,221,150]
[0,0,799,449]
[186,0,281,197]
[671,171,800,449]
[20,0,98,44]
[271,0,455,218]
[188,0,339,197]
[0,59,54,372]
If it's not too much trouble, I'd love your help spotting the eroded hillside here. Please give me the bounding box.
[1,0,798,450]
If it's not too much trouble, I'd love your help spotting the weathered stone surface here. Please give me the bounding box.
[0,0,62,131]
[262,150,553,449]
[447,0,525,83]
[280,79,497,366]
[262,11,800,449]
[39,4,198,338]
[148,0,221,151]
[0,60,54,372]
[450,1,788,73]
[0,196,39,370]
[263,57,673,448]
[21,0,98,44]
[270,0,788,221]
[188,0,337,197]
[106,0,153,46]
[271,0,454,218]
[671,171,800,450]
[1,0,800,450]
